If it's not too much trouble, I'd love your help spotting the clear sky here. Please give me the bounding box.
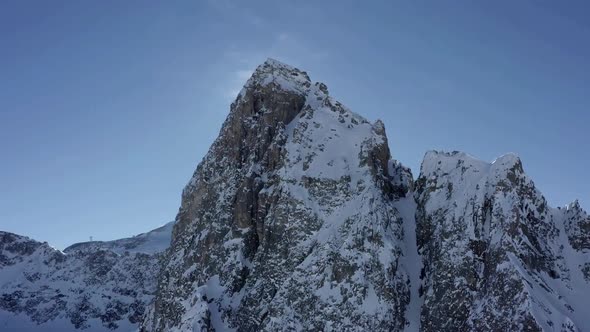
[1,1,589,249]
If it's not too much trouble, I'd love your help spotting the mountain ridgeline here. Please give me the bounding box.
[1,59,589,332]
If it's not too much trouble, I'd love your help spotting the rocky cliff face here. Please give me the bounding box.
[142,59,413,332]
[2,59,588,332]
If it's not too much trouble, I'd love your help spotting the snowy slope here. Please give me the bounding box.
[394,196,422,332]
[0,310,137,332]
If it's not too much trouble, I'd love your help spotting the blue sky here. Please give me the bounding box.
[1,1,589,249]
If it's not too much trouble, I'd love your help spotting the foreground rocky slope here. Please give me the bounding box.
[1,59,588,331]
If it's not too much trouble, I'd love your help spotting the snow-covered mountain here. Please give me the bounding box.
[414,151,589,331]
[0,222,174,331]
[142,59,413,332]
[2,59,588,331]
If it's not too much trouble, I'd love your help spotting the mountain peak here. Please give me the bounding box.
[420,150,490,177]
[491,152,522,171]
[420,150,525,177]
[261,57,300,72]
[241,58,311,96]
[566,199,583,212]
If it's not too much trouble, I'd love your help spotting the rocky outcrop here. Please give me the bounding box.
[563,201,590,251]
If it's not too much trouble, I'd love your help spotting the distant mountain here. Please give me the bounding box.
[0,222,173,331]
[64,222,174,255]
[2,59,588,331]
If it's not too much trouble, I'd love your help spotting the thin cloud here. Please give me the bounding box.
[278,32,289,41]
[205,0,265,28]
[220,32,330,102]
[224,69,254,101]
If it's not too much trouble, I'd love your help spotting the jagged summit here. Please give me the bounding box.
[261,57,304,73]
[239,58,312,97]
[423,150,522,167]
[421,150,525,179]
[491,152,520,165]
[415,149,589,331]
[421,150,490,173]
[235,59,378,132]
[567,199,582,211]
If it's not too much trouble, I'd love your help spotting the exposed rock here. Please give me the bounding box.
[564,200,590,251]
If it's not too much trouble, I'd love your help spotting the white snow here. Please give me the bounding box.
[394,196,422,332]
[0,310,137,332]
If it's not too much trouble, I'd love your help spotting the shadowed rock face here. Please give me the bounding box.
[564,201,590,251]
[142,59,412,332]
